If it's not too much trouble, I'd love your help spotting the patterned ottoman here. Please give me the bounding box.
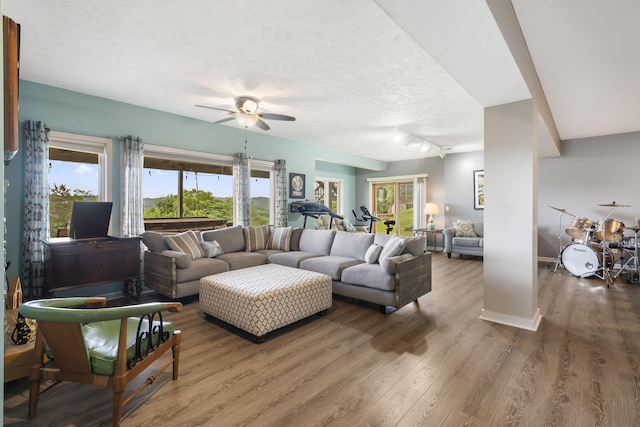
[200,264,332,342]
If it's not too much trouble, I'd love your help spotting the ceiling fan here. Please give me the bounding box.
[196,96,296,131]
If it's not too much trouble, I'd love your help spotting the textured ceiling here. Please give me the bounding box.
[3,0,485,162]
[5,1,636,163]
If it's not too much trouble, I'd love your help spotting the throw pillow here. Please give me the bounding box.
[378,236,407,265]
[268,226,293,251]
[454,221,477,237]
[343,220,357,232]
[244,225,270,252]
[289,227,303,251]
[364,244,382,264]
[160,250,192,269]
[141,231,169,253]
[163,230,206,260]
[201,240,224,258]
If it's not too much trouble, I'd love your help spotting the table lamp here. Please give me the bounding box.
[425,202,439,231]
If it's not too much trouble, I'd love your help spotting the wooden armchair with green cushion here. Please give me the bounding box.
[19,297,182,427]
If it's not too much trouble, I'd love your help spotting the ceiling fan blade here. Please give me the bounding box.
[195,104,236,114]
[257,112,296,121]
[214,117,235,124]
[255,119,270,131]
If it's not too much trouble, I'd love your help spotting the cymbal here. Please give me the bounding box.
[548,205,575,216]
[598,202,631,207]
[626,225,640,231]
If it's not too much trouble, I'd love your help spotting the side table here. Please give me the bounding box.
[4,340,35,382]
[413,228,444,252]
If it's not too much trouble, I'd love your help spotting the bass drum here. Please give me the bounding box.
[561,243,613,278]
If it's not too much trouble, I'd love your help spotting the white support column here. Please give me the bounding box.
[481,99,541,331]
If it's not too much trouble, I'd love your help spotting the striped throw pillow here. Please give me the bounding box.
[268,226,293,251]
[163,230,206,260]
[244,225,270,252]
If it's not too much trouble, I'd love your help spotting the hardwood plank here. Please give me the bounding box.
[5,252,640,426]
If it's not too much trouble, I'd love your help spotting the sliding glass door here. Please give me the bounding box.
[372,181,414,236]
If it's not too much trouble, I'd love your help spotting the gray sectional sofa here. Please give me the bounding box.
[141,225,432,312]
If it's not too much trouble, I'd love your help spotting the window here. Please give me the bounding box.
[142,146,275,226]
[250,161,273,226]
[315,177,343,214]
[48,132,112,238]
[368,175,427,236]
[143,156,234,222]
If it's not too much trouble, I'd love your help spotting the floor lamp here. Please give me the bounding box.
[425,202,439,231]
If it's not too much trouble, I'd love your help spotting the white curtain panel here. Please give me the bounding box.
[122,135,145,236]
[274,159,288,226]
[233,152,251,226]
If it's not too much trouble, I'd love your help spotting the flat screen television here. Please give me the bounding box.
[69,201,113,239]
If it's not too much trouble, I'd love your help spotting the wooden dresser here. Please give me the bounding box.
[43,236,142,297]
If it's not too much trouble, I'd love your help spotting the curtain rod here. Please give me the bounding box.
[43,125,117,141]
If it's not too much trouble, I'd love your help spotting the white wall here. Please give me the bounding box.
[443,150,484,226]
[538,131,640,258]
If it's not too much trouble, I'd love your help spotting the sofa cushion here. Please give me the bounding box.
[256,249,284,257]
[160,250,192,269]
[329,231,374,261]
[289,227,303,251]
[299,256,362,281]
[141,231,170,253]
[473,222,484,237]
[244,225,270,252]
[452,237,481,248]
[268,226,292,251]
[83,317,174,376]
[163,230,206,260]
[216,252,267,270]
[373,234,393,247]
[454,221,477,237]
[176,257,229,283]
[402,236,425,256]
[299,229,336,255]
[341,263,395,291]
[201,240,224,258]
[201,225,246,253]
[267,251,322,268]
[365,244,382,264]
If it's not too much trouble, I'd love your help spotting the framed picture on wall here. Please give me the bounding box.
[289,173,306,199]
[474,170,485,210]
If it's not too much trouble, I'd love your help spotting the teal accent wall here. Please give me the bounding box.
[5,81,386,295]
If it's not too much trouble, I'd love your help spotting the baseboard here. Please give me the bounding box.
[479,307,542,331]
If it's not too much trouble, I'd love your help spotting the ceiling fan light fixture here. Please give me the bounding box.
[236,114,259,128]
[238,97,259,114]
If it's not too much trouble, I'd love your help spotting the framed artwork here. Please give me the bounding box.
[289,173,306,199]
[473,170,484,210]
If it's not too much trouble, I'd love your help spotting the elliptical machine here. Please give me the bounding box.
[352,206,395,234]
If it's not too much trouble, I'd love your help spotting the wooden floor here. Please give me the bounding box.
[5,252,640,426]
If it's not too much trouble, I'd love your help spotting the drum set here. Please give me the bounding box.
[550,202,640,286]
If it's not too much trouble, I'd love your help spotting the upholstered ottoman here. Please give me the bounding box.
[200,264,332,342]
